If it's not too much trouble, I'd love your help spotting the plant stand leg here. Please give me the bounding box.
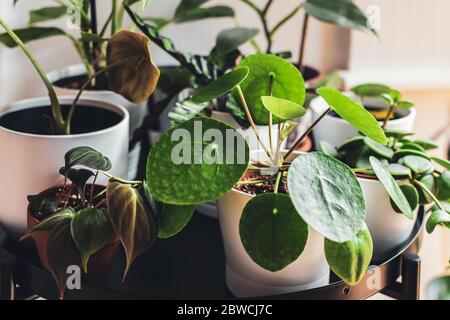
[0,250,15,300]
[401,253,421,300]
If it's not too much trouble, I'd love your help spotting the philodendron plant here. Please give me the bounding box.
[0,18,159,134]
[321,130,450,235]
[23,147,157,298]
[144,53,390,286]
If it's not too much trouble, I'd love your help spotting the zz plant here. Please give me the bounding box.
[144,53,389,286]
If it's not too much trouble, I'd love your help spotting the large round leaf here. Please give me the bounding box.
[146,117,249,205]
[325,224,373,286]
[287,152,366,242]
[239,193,308,272]
[107,30,160,103]
[317,87,387,145]
[234,54,305,125]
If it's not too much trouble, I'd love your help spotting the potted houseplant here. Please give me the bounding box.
[144,55,390,297]
[22,146,158,299]
[311,83,416,148]
[320,130,450,260]
[0,19,159,236]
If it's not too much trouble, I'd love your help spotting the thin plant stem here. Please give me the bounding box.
[102,172,143,186]
[90,171,99,204]
[237,178,276,185]
[284,107,331,160]
[112,0,118,35]
[236,85,272,158]
[298,13,310,70]
[274,171,282,193]
[413,180,445,211]
[100,10,114,37]
[382,103,397,129]
[268,73,275,154]
[270,4,302,38]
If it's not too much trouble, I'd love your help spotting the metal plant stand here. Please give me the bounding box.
[0,207,425,300]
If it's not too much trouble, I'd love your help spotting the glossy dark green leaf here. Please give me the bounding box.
[414,139,439,151]
[337,136,365,153]
[304,0,376,34]
[351,83,391,98]
[320,141,339,159]
[288,152,366,242]
[234,54,305,125]
[384,129,414,139]
[431,157,450,170]
[390,184,419,214]
[174,0,209,18]
[400,142,426,153]
[363,137,394,159]
[403,155,434,174]
[418,175,437,204]
[158,204,195,239]
[59,168,95,196]
[394,149,430,161]
[325,224,373,286]
[317,87,387,145]
[387,164,412,178]
[0,27,66,48]
[63,146,111,174]
[426,210,450,234]
[146,117,249,205]
[107,181,158,278]
[437,172,450,201]
[261,96,305,121]
[190,67,249,104]
[175,6,234,23]
[370,157,413,219]
[214,27,258,57]
[29,6,67,24]
[71,208,114,273]
[239,193,308,272]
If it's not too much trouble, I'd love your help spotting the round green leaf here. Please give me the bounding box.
[325,224,373,286]
[234,54,305,125]
[403,155,434,174]
[287,152,366,242]
[158,204,195,239]
[426,210,450,234]
[190,67,249,104]
[363,137,394,159]
[387,164,412,178]
[369,157,413,219]
[351,83,391,97]
[70,208,114,273]
[394,149,430,161]
[261,96,305,121]
[146,117,249,205]
[239,193,308,272]
[317,87,387,145]
[390,184,419,214]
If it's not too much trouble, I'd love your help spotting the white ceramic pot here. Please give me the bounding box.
[48,64,146,179]
[0,96,129,237]
[216,151,330,298]
[358,176,418,261]
[310,94,417,148]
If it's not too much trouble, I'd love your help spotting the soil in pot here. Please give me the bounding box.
[53,74,108,91]
[329,105,403,121]
[0,104,123,135]
[236,173,288,195]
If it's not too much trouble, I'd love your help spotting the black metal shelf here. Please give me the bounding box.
[0,207,425,300]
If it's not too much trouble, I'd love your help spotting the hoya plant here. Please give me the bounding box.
[0,18,159,134]
[321,130,450,235]
[144,53,389,286]
[23,146,157,298]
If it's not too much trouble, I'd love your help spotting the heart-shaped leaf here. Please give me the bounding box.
[63,146,111,174]
[71,208,115,273]
[146,117,249,205]
[261,96,306,121]
[190,67,249,104]
[239,193,308,272]
[351,83,391,98]
[107,181,158,278]
[234,54,305,125]
[59,168,95,198]
[403,155,434,174]
[107,30,160,103]
[158,204,195,239]
[363,137,394,159]
[369,157,413,219]
[432,157,450,170]
[325,224,373,286]
[214,27,258,58]
[317,87,387,145]
[390,184,419,214]
[426,210,450,234]
[287,152,366,242]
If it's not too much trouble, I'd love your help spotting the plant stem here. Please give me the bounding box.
[90,171,99,204]
[270,4,302,38]
[111,0,118,35]
[413,180,445,211]
[236,85,272,158]
[274,171,282,193]
[382,103,397,129]
[284,107,331,160]
[0,18,65,133]
[237,178,276,185]
[298,13,309,70]
[240,0,272,52]
[268,73,274,154]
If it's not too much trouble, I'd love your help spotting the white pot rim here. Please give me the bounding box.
[0,96,129,139]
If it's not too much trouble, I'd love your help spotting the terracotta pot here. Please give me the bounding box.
[27,185,121,287]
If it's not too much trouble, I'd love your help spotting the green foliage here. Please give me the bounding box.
[261,96,306,121]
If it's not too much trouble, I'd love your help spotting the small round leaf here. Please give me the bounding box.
[387,163,412,178]
[363,137,394,159]
[403,155,434,174]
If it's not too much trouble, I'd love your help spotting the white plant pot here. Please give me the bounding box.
[0,96,129,237]
[310,94,417,148]
[48,64,146,179]
[358,176,418,261]
[216,151,330,298]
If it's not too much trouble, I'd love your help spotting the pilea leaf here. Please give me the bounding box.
[63,146,111,174]
[403,155,434,174]
[158,204,195,239]
[351,83,391,97]
[363,137,394,159]
[426,210,450,234]
[325,224,373,286]
[390,184,419,214]
[107,181,158,278]
[239,193,308,272]
[261,96,306,121]
[287,152,366,242]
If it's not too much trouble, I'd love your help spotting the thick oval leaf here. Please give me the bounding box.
[304,0,375,34]
[418,175,437,204]
[107,181,158,278]
[394,149,430,161]
[325,224,373,286]
[400,142,426,153]
[214,27,259,57]
[107,30,160,103]
[70,208,114,273]
[426,210,450,234]
[437,172,450,201]
[415,139,439,151]
[158,204,195,239]
[29,6,68,25]
[385,129,414,139]
[234,54,305,125]
[0,27,66,48]
[146,117,249,205]
[317,87,387,145]
[403,155,434,174]
[240,193,308,272]
[288,152,366,242]
[390,184,419,214]
[387,164,412,178]
[190,67,249,104]
[261,96,305,121]
[63,146,111,173]
[369,157,413,219]
[351,83,391,98]
[47,220,81,299]
[432,157,450,170]
[363,137,394,159]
